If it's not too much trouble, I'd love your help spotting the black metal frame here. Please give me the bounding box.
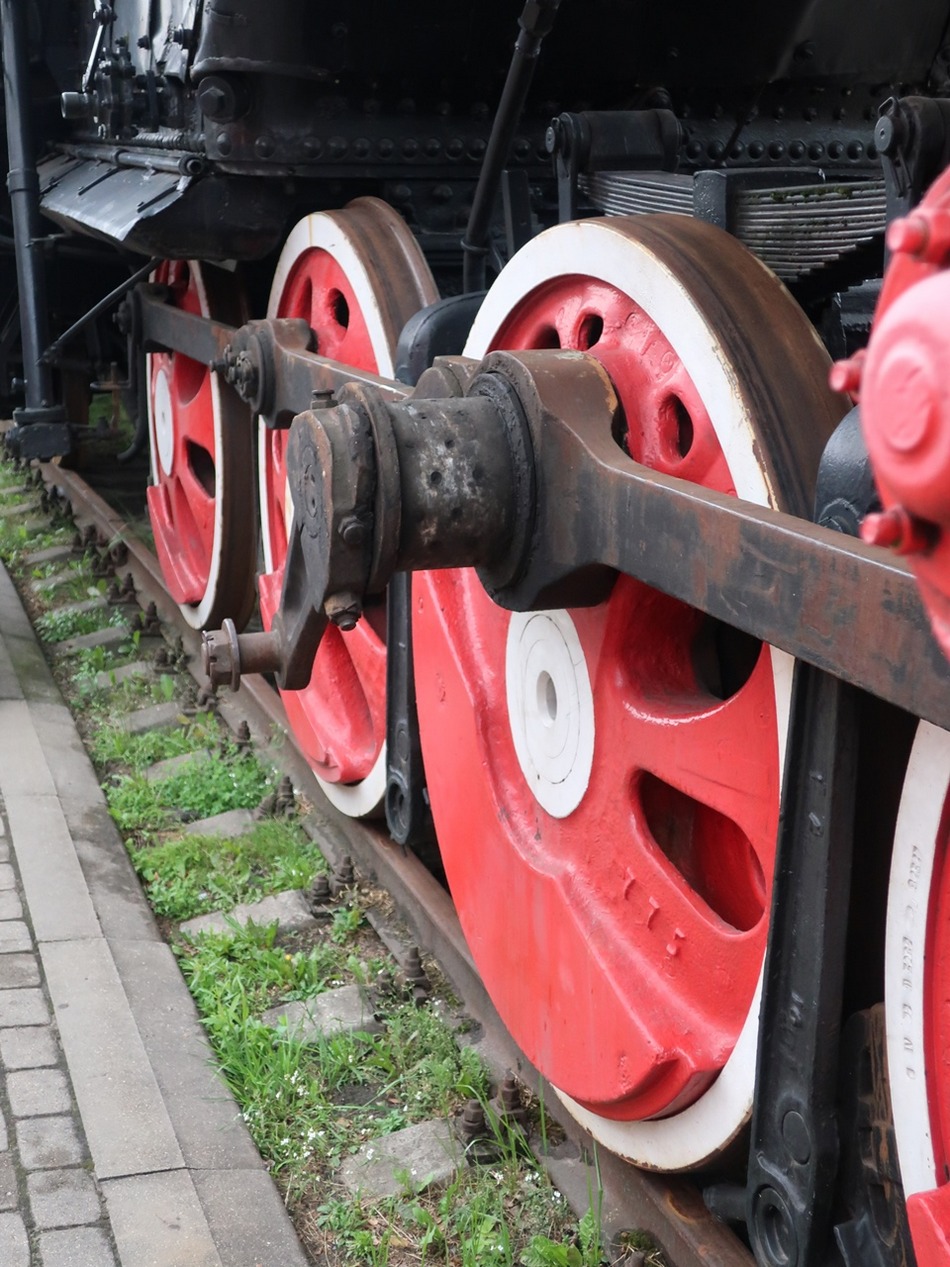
[0,0,68,458]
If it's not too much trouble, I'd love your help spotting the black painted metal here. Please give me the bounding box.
[385,572,439,866]
[813,407,880,535]
[43,258,159,368]
[746,664,858,1267]
[394,294,486,387]
[548,108,682,222]
[0,0,65,443]
[183,320,950,727]
[877,95,950,226]
[461,0,562,292]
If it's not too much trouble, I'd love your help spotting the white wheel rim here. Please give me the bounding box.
[465,217,794,1170]
[258,212,399,574]
[257,212,400,811]
[886,720,950,1197]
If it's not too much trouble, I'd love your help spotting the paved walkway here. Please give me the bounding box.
[0,560,309,1266]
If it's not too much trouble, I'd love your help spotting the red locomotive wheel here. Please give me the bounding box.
[258,199,438,816]
[146,260,256,631]
[886,723,950,1259]
[414,216,843,1167]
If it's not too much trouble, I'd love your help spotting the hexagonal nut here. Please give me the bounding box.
[324,591,362,631]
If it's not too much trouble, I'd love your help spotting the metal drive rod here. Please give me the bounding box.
[461,0,562,291]
[0,0,62,422]
[205,348,950,730]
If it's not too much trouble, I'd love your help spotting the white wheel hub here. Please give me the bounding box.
[506,610,594,818]
[152,366,175,478]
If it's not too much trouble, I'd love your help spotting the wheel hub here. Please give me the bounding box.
[152,365,175,477]
[506,610,595,818]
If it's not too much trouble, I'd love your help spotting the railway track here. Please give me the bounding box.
[26,453,756,1267]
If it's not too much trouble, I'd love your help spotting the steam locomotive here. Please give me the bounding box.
[6,2,950,1263]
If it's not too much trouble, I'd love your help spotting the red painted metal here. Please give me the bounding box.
[145,259,255,630]
[258,240,388,787]
[256,201,437,803]
[146,261,221,606]
[857,167,950,660]
[908,800,950,1263]
[414,267,783,1121]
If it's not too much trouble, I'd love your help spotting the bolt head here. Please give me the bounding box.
[339,517,367,546]
[325,592,362,631]
[887,215,930,257]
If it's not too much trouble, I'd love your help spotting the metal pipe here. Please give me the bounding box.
[0,0,62,421]
[42,258,159,364]
[461,0,562,292]
[63,143,201,175]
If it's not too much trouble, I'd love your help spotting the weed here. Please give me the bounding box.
[91,715,214,770]
[36,603,124,643]
[106,749,273,833]
[131,819,326,919]
[330,904,364,943]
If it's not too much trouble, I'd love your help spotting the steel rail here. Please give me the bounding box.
[43,459,754,1267]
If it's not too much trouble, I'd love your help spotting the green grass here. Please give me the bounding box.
[90,713,216,769]
[35,602,125,643]
[173,919,598,1264]
[106,748,274,834]
[131,819,326,919]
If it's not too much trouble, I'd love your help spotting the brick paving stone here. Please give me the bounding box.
[180,889,315,939]
[0,1025,59,1070]
[93,660,150,690]
[55,626,128,657]
[7,1067,71,1117]
[144,749,210,784]
[52,597,108,619]
[0,1211,28,1265]
[0,1107,7,1149]
[23,545,72,566]
[0,862,13,889]
[0,922,32,953]
[0,891,22,920]
[0,1153,15,1210]
[119,700,185,735]
[339,1119,460,1198]
[183,807,255,838]
[0,954,40,989]
[28,1168,100,1228]
[0,987,48,1026]
[16,1115,85,1169]
[262,985,383,1042]
[29,569,75,595]
[0,499,40,518]
[39,1225,118,1267]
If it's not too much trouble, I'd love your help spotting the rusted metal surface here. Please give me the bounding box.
[44,458,754,1267]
